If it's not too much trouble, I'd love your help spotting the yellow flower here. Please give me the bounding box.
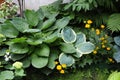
[100,37,105,40]
[106,47,111,51]
[87,20,93,24]
[96,29,100,35]
[55,61,59,65]
[100,25,105,29]
[103,40,107,43]
[102,45,106,48]
[93,50,97,54]
[61,64,67,68]
[85,24,90,28]
[56,65,62,70]
[108,58,114,63]
[60,70,65,74]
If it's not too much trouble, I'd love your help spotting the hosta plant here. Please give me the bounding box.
[0,5,95,79]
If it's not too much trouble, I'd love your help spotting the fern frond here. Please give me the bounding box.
[107,13,120,32]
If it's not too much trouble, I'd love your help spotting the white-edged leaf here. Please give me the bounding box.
[76,42,95,54]
[59,53,75,66]
[75,32,86,47]
[61,27,76,43]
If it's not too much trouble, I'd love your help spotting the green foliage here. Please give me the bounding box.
[107,14,120,32]
[107,71,120,80]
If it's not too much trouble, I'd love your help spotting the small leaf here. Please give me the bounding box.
[9,43,29,54]
[25,10,39,26]
[73,52,83,58]
[11,54,25,61]
[31,54,48,68]
[59,53,75,66]
[11,18,29,33]
[23,29,40,33]
[114,36,120,46]
[61,27,76,43]
[15,69,26,76]
[60,43,76,54]
[76,42,95,54]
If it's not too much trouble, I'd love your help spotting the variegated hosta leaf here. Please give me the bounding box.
[59,53,75,66]
[61,27,76,43]
[113,51,120,63]
[75,32,86,47]
[114,36,120,46]
[73,52,83,58]
[76,42,95,54]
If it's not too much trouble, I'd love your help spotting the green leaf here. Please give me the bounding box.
[0,48,7,56]
[11,54,25,61]
[23,29,40,33]
[76,42,95,54]
[114,36,120,46]
[40,18,56,30]
[21,57,31,68]
[0,71,14,79]
[26,37,43,45]
[35,44,50,57]
[107,13,120,32]
[1,22,19,38]
[25,10,39,26]
[47,50,58,69]
[9,37,26,44]
[55,17,69,29]
[44,30,58,43]
[59,53,75,66]
[75,33,86,47]
[108,71,120,80]
[9,43,29,54]
[61,27,76,43]
[60,43,76,54]
[11,17,29,33]
[15,69,26,76]
[73,52,83,58]
[31,54,48,68]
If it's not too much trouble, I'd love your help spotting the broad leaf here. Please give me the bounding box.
[40,18,56,30]
[0,71,14,79]
[76,42,95,54]
[31,54,48,68]
[61,27,76,43]
[21,57,31,68]
[59,53,75,66]
[73,52,83,58]
[11,18,29,33]
[11,54,25,61]
[9,43,29,54]
[55,17,69,29]
[114,36,120,46]
[25,10,39,26]
[47,50,58,69]
[1,22,19,38]
[75,33,86,47]
[35,44,50,57]
[60,43,76,54]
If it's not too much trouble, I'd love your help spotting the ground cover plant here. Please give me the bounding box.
[0,0,120,80]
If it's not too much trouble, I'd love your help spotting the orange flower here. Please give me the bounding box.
[106,47,111,51]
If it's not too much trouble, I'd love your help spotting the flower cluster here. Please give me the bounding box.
[55,61,67,74]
